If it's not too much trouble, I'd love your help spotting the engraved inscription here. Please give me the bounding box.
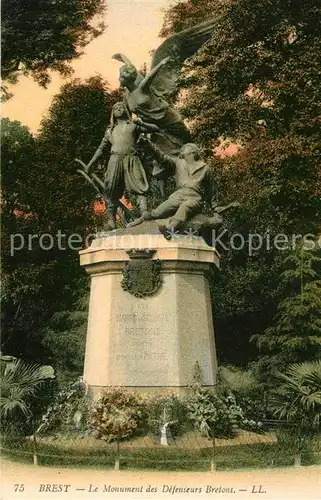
[115,312,170,324]
[115,353,168,361]
[111,306,172,383]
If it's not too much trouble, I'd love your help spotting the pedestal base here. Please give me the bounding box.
[80,222,219,397]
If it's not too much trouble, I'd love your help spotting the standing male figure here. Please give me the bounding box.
[85,102,159,230]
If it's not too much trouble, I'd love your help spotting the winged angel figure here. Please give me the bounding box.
[112,19,217,157]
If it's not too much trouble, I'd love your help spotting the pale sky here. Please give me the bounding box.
[2,0,171,134]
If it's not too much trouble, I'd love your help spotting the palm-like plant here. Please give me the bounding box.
[0,358,55,436]
[269,360,321,431]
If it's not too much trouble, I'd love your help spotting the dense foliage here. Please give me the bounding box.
[35,76,121,234]
[217,366,267,430]
[161,0,321,365]
[1,78,120,368]
[186,386,235,438]
[1,118,57,361]
[253,247,321,363]
[2,0,105,93]
[42,286,89,383]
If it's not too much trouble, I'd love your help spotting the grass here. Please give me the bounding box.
[1,431,321,472]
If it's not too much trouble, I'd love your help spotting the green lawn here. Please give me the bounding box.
[2,431,320,471]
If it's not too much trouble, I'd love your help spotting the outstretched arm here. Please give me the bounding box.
[134,117,160,133]
[86,127,111,171]
[139,56,171,92]
[112,53,136,67]
[112,53,144,85]
[143,138,177,172]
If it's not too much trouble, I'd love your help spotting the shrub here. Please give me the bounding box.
[89,387,144,442]
[217,365,267,432]
[38,378,90,436]
[186,387,235,438]
[218,366,257,395]
[143,392,189,437]
[224,394,265,433]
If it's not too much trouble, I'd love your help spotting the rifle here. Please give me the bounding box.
[75,159,134,223]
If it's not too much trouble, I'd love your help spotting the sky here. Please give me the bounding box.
[2,0,171,134]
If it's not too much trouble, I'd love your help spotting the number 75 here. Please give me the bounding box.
[14,484,25,492]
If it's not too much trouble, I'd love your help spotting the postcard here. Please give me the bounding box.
[2,1,320,499]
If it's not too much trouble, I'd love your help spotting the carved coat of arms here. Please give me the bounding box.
[121,249,162,298]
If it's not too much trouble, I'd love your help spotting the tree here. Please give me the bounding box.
[1,119,36,218]
[1,118,39,263]
[253,247,321,363]
[1,118,53,361]
[1,78,120,365]
[162,0,321,232]
[160,0,222,36]
[211,252,286,365]
[41,282,89,383]
[35,76,122,235]
[160,0,321,365]
[2,0,105,92]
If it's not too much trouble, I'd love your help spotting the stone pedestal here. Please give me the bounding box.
[80,222,219,397]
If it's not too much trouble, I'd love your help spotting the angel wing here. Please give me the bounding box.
[150,19,217,97]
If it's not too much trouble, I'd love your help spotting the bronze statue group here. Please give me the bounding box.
[76,21,239,239]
